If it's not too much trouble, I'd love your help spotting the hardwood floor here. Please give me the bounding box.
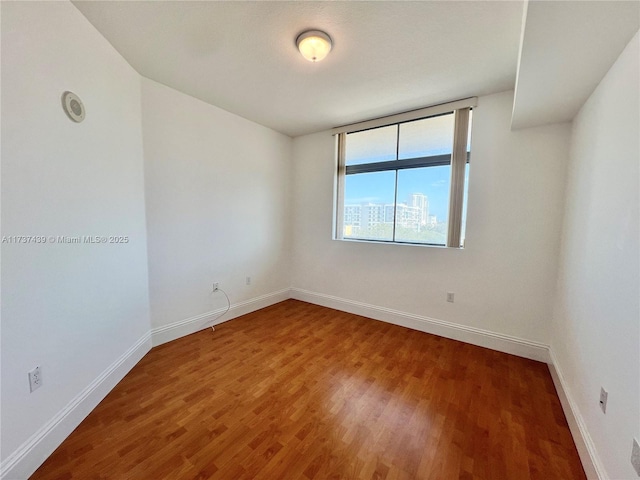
[31,300,585,479]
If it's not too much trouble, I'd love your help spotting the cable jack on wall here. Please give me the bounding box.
[209,285,230,333]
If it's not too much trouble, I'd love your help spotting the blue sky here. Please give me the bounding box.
[345,165,452,220]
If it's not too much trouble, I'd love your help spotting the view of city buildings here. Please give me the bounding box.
[344,193,447,244]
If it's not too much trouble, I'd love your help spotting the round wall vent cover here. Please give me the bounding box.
[62,91,85,123]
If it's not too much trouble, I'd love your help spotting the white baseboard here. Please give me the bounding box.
[548,348,606,480]
[0,332,152,480]
[290,288,550,363]
[150,288,291,347]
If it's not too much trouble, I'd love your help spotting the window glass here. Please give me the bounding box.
[343,171,396,241]
[346,125,397,166]
[394,166,451,245]
[398,113,454,160]
[337,106,472,247]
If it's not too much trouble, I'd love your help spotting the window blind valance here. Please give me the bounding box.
[331,97,477,136]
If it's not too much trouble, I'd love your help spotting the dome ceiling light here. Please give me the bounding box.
[296,30,332,62]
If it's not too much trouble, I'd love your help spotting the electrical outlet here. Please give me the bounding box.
[246,276,251,285]
[28,366,42,392]
[631,438,640,476]
[446,292,454,303]
[599,387,608,413]
[212,282,219,292]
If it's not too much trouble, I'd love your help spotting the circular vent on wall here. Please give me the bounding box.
[61,91,85,123]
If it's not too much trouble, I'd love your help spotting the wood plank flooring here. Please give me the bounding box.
[31,300,585,479]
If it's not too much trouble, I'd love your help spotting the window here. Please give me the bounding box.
[334,99,474,247]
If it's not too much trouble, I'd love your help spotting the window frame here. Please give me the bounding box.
[333,98,475,248]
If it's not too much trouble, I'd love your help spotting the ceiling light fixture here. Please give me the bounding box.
[296,30,332,62]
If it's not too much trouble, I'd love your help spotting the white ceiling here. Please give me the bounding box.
[72,1,524,137]
[512,1,640,130]
[72,1,639,137]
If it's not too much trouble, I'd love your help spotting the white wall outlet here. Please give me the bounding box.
[212,282,219,292]
[246,276,251,285]
[631,438,640,477]
[599,387,608,413]
[28,366,42,392]
[446,292,454,303]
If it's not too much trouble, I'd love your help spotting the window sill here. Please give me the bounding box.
[335,237,461,249]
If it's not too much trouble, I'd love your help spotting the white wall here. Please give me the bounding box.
[291,91,570,351]
[1,2,151,477]
[141,78,292,340]
[550,31,639,480]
